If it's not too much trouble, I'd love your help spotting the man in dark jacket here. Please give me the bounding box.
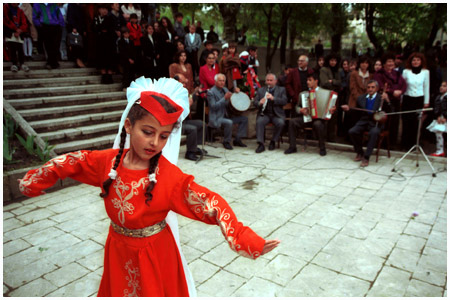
[342,80,391,167]
[253,73,288,153]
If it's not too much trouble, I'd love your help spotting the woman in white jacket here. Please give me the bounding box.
[401,52,430,149]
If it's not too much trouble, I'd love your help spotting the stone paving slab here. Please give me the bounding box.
[3,140,447,297]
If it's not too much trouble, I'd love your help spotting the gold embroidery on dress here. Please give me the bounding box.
[19,151,88,194]
[111,176,148,226]
[124,259,141,297]
[184,185,261,259]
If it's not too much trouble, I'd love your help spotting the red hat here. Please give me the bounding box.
[138,91,183,126]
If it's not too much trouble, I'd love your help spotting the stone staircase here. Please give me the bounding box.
[3,60,126,155]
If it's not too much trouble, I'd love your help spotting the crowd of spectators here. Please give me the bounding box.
[4,3,446,157]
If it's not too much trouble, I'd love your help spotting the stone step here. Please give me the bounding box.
[3,83,123,99]
[39,122,119,142]
[52,134,117,154]
[3,75,121,89]
[18,100,127,120]
[3,68,98,80]
[29,110,123,131]
[4,60,76,70]
[7,91,126,109]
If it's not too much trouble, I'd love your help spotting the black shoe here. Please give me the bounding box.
[320,148,327,156]
[45,64,52,70]
[233,139,247,147]
[284,147,297,154]
[268,141,275,151]
[255,143,265,153]
[185,151,199,161]
[223,142,233,150]
[195,148,208,155]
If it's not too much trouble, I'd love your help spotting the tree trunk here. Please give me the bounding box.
[170,3,179,18]
[218,4,240,42]
[279,5,291,67]
[365,3,380,53]
[330,3,346,54]
[264,4,284,72]
[425,3,445,50]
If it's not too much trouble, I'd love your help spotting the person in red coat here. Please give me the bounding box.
[3,3,29,72]
[126,13,143,75]
[19,77,280,297]
[197,51,219,119]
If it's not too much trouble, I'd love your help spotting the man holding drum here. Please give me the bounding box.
[253,73,288,153]
[284,73,336,156]
[341,80,391,167]
[207,73,248,150]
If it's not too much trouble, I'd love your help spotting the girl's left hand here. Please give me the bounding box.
[261,239,281,255]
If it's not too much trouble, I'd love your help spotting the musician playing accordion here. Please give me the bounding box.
[341,80,392,167]
[284,73,336,156]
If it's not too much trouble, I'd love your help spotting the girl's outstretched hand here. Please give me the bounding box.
[261,239,280,255]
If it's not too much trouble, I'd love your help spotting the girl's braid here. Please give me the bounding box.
[100,127,127,198]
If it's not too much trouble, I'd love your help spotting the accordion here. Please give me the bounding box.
[298,88,338,123]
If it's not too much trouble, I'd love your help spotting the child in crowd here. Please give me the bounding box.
[4,3,29,72]
[19,77,280,296]
[67,27,85,68]
[118,28,136,90]
[427,81,447,157]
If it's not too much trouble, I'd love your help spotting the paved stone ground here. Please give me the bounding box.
[3,140,447,297]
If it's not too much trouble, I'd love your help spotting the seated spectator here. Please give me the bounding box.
[174,73,205,161]
[285,73,336,156]
[4,3,29,72]
[253,73,287,153]
[341,80,392,167]
[67,27,85,68]
[207,73,248,150]
[169,50,194,94]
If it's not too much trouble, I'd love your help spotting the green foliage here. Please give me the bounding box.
[367,3,446,50]
[35,138,55,163]
[16,133,35,155]
[3,114,17,164]
[4,114,17,139]
[3,129,16,164]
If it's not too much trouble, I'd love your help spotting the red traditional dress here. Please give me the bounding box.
[19,149,265,297]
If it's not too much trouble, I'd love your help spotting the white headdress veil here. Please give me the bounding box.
[112,76,196,296]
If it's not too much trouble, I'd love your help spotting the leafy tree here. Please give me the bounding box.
[363,3,447,53]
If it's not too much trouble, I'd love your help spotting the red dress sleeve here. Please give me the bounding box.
[169,173,265,260]
[19,150,112,197]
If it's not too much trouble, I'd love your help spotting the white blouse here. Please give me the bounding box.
[403,68,430,105]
